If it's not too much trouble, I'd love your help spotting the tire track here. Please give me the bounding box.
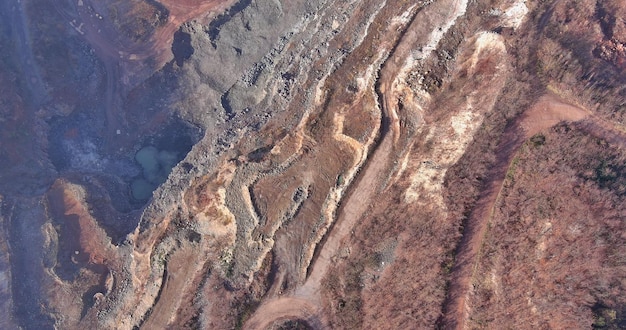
[440,94,593,329]
[244,0,470,327]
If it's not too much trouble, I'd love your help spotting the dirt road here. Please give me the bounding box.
[440,94,592,329]
[243,0,470,328]
[243,297,326,330]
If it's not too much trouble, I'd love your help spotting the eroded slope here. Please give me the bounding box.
[1,0,625,329]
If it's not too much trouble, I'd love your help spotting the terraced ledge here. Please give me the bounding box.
[4,0,626,328]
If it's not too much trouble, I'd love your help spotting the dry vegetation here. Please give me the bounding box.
[469,124,626,329]
[4,0,626,328]
[321,191,460,329]
[252,0,626,328]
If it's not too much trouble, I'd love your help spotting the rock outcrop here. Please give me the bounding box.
[0,0,625,329]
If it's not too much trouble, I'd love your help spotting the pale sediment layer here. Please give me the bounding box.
[2,0,626,329]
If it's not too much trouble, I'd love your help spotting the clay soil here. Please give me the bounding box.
[441,94,592,329]
[3,0,626,329]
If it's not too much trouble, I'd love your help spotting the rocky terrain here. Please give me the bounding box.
[0,0,625,329]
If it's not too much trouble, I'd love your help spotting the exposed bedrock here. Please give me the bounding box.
[1,0,626,329]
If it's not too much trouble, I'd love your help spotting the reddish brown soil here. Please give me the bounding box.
[11,0,626,328]
[467,123,626,328]
[441,94,592,329]
[244,0,468,327]
[46,180,115,272]
[43,180,118,326]
[441,86,626,329]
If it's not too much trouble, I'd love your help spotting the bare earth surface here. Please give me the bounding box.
[1,0,626,329]
[442,94,593,329]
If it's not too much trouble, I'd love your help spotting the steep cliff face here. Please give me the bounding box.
[1,0,625,329]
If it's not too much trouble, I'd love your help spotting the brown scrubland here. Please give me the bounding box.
[0,0,625,329]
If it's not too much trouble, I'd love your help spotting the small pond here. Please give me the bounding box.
[129,127,195,202]
[131,146,180,200]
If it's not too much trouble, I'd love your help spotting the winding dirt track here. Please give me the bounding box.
[440,94,626,329]
[244,0,468,328]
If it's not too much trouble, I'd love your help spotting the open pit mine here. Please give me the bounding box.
[1,0,626,329]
